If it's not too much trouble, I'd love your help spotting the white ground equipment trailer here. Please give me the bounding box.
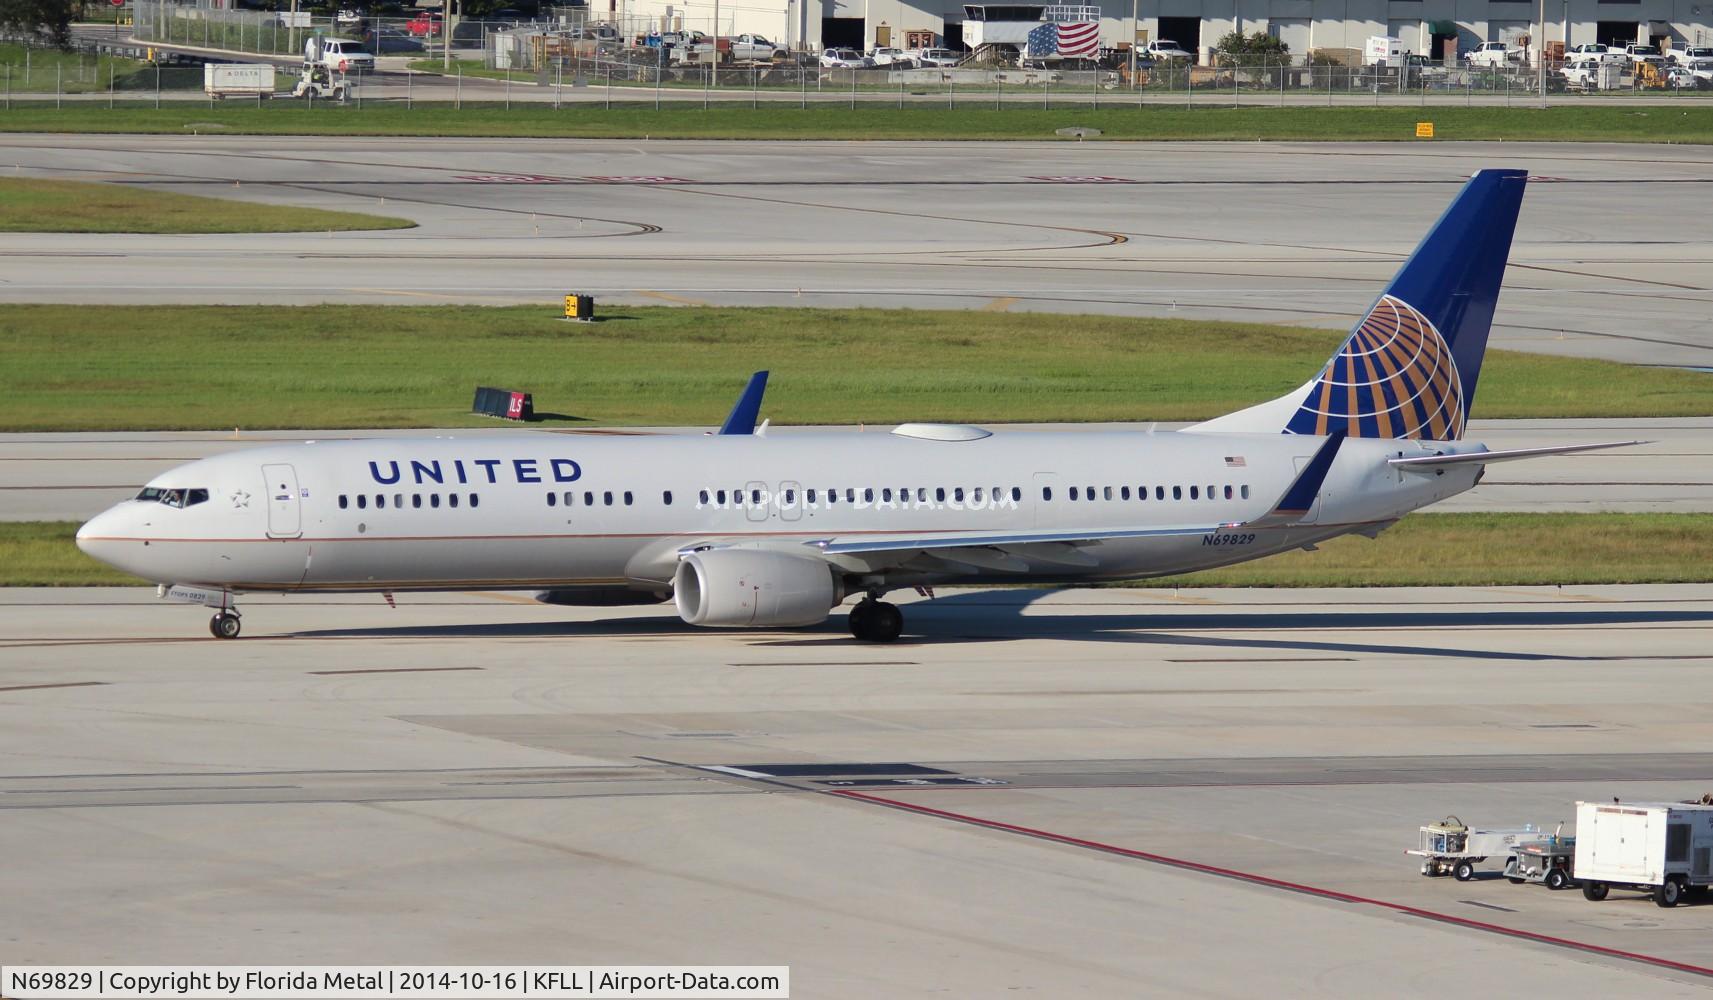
[1408,816,1541,881]
[204,63,276,100]
[1503,833,1578,889]
[1574,799,1713,907]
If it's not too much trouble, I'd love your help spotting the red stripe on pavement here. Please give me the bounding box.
[832,789,1713,979]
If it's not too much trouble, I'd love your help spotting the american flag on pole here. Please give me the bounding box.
[1026,21,1100,59]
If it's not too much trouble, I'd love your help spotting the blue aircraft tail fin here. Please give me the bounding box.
[1280,169,1528,441]
[718,371,769,435]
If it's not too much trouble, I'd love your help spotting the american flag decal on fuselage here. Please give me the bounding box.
[1285,294,1466,441]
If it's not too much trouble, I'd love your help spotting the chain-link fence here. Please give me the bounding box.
[4,25,1710,107]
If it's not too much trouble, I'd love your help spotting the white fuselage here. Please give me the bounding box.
[76,426,1483,596]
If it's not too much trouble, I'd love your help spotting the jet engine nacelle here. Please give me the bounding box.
[673,549,843,627]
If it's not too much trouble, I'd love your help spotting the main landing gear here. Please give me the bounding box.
[848,594,903,643]
[209,609,242,639]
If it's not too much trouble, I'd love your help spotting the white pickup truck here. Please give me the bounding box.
[1667,45,1713,68]
[1565,43,1625,66]
[727,33,786,62]
[1141,39,1193,61]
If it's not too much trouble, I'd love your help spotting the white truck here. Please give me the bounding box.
[203,62,276,100]
[728,33,786,62]
[1566,42,1625,66]
[1561,58,1621,91]
[303,36,375,74]
[1464,40,1521,68]
[1573,800,1713,907]
[1141,39,1193,61]
[1364,35,1404,65]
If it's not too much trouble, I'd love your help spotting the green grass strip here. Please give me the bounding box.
[0,177,414,233]
[0,104,1708,142]
[1145,513,1713,588]
[0,305,1707,431]
[11,514,1713,588]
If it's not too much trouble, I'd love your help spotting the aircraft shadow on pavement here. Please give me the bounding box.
[292,588,1713,661]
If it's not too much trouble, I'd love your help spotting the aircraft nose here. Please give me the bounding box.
[76,508,126,566]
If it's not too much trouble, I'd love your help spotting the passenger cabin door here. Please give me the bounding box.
[1031,472,1058,528]
[262,463,302,538]
[778,480,803,522]
[744,479,769,523]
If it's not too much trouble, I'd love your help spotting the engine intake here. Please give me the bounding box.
[674,549,842,628]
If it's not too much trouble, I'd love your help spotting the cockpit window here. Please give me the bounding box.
[134,487,209,509]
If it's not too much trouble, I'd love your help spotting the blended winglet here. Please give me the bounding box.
[717,371,769,435]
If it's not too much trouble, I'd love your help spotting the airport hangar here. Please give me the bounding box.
[626,0,1713,65]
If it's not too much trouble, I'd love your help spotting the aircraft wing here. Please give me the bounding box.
[1388,440,1644,470]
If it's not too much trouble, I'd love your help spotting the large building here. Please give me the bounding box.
[618,0,1711,60]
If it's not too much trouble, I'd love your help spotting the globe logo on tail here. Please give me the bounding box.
[1286,294,1466,441]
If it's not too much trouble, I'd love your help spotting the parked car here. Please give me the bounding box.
[1667,63,1713,88]
[910,48,961,68]
[1622,43,1664,65]
[362,27,423,54]
[819,48,871,68]
[1667,45,1713,67]
[1565,42,1624,66]
[405,11,441,37]
[867,46,907,66]
[1142,39,1192,61]
[1464,41,1521,68]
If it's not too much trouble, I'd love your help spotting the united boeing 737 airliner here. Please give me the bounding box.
[77,170,1635,642]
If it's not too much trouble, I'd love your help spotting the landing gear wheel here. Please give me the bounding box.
[848,599,903,643]
[1655,878,1683,908]
[210,612,242,639]
[1453,860,1476,882]
[1582,881,1609,901]
[1545,869,1570,891]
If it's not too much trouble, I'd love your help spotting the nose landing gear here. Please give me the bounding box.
[848,594,903,643]
[209,610,242,639]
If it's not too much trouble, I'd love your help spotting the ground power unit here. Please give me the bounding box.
[1573,800,1713,907]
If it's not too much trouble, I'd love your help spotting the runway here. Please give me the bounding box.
[2,135,1712,368]
[3,584,1712,994]
[4,418,1709,522]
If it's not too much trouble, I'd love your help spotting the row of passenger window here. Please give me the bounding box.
[529,484,1255,509]
[1053,484,1252,502]
[698,486,1022,507]
[338,492,481,511]
[547,490,638,507]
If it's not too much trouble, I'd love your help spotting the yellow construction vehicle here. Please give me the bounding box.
[1634,60,1668,89]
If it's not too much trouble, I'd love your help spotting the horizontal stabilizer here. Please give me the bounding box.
[1389,440,1645,470]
